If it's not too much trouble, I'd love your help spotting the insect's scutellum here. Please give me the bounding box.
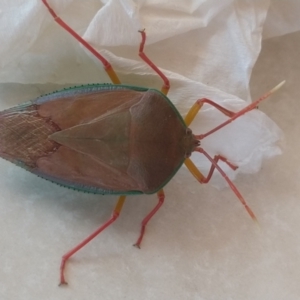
[0,0,283,285]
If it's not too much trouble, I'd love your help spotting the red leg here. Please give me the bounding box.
[59,196,126,285]
[134,189,165,248]
[193,98,256,140]
[195,82,285,140]
[185,147,257,223]
[198,155,238,184]
[198,98,237,117]
[42,0,121,84]
[184,98,238,127]
[138,30,170,95]
[185,81,285,132]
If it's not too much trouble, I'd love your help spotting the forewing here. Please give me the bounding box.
[33,88,146,193]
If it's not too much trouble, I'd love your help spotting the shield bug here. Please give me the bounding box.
[0,0,284,285]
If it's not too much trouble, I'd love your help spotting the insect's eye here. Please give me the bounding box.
[184,151,192,158]
[186,128,192,135]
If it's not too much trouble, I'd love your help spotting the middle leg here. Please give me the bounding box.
[138,30,170,96]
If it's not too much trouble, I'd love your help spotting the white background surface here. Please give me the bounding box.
[0,1,299,299]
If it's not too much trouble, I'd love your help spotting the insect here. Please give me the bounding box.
[0,0,283,285]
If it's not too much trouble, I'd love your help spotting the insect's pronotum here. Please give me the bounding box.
[0,0,284,285]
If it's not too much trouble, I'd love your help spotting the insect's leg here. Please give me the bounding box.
[59,195,126,285]
[138,30,170,96]
[41,0,121,84]
[133,189,165,249]
[185,152,257,223]
[185,156,238,184]
[184,98,237,127]
[185,81,285,136]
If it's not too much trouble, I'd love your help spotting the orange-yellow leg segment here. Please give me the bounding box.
[134,189,165,248]
[138,30,170,96]
[59,196,126,286]
[42,0,121,84]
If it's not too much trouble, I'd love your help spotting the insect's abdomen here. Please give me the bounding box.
[0,104,59,168]
[0,85,192,195]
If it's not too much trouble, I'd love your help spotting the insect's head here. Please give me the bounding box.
[183,128,200,158]
[183,81,285,223]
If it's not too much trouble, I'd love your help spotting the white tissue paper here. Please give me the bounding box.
[0,0,289,187]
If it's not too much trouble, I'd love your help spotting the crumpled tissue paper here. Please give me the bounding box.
[0,0,293,187]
